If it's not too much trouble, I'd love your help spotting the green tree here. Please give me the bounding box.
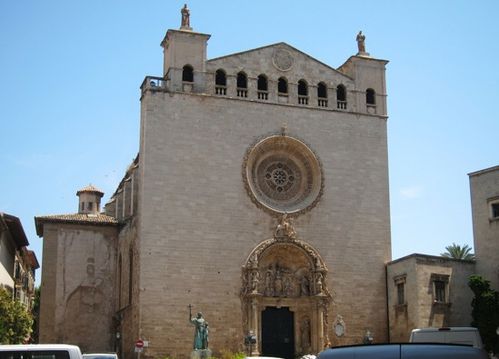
[441,243,475,260]
[0,287,33,344]
[31,287,41,343]
[468,275,499,354]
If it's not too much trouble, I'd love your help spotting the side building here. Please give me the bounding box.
[0,212,39,310]
[469,165,499,290]
[386,164,499,341]
[386,254,475,342]
[35,185,119,353]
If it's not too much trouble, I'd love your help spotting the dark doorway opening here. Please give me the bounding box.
[261,307,295,359]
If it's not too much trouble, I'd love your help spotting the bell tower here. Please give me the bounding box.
[160,4,211,92]
[76,184,104,214]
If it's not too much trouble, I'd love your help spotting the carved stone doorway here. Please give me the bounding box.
[261,307,294,359]
[241,235,332,356]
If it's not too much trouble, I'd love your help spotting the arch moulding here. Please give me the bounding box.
[241,233,332,355]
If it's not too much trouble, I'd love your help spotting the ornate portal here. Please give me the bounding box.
[241,219,332,355]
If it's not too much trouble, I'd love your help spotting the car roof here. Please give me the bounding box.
[0,344,81,350]
[412,327,478,332]
[318,343,487,359]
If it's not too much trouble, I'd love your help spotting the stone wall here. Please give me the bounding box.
[469,166,499,290]
[39,223,118,353]
[137,86,390,357]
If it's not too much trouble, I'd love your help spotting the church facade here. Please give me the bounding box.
[37,6,392,359]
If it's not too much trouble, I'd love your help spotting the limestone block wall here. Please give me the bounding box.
[116,217,140,359]
[469,166,499,290]
[387,254,475,342]
[39,223,118,353]
[137,90,390,357]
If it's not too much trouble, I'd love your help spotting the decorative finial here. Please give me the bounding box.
[356,31,370,57]
[281,123,287,136]
[180,4,192,31]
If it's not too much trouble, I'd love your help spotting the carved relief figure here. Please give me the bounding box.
[301,275,310,296]
[274,268,283,296]
[264,268,274,297]
[250,270,260,293]
[283,275,293,297]
[315,272,324,295]
[275,213,296,239]
[301,318,311,352]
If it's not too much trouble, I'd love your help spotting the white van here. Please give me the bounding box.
[0,344,83,359]
[318,343,488,359]
[409,327,483,349]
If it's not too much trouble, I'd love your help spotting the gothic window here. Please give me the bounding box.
[298,80,308,105]
[317,82,327,98]
[182,64,194,82]
[298,80,308,96]
[237,72,248,98]
[215,69,227,95]
[336,84,347,109]
[278,77,288,95]
[317,82,328,107]
[257,74,268,100]
[258,75,268,91]
[237,72,247,88]
[366,88,376,105]
[215,69,226,86]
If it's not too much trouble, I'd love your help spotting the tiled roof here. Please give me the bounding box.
[0,212,29,248]
[35,213,118,236]
[76,184,104,196]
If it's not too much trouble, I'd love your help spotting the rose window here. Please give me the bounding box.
[243,135,323,214]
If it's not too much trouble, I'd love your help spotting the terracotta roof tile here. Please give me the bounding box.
[76,184,104,196]
[35,213,118,236]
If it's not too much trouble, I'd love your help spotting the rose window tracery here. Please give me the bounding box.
[243,135,323,214]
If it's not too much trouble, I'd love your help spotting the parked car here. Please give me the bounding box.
[82,354,118,359]
[409,327,483,349]
[0,344,83,359]
[318,343,488,359]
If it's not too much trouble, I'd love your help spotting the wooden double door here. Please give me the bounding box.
[261,307,295,359]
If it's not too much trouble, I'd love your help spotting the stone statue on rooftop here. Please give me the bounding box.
[356,31,366,54]
[181,4,192,30]
[356,31,371,56]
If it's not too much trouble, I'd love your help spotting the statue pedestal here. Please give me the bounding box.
[190,349,212,359]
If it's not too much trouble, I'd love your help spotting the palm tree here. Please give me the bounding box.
[441,243,475,260]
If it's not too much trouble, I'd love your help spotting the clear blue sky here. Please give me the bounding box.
[1,1,498,284]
